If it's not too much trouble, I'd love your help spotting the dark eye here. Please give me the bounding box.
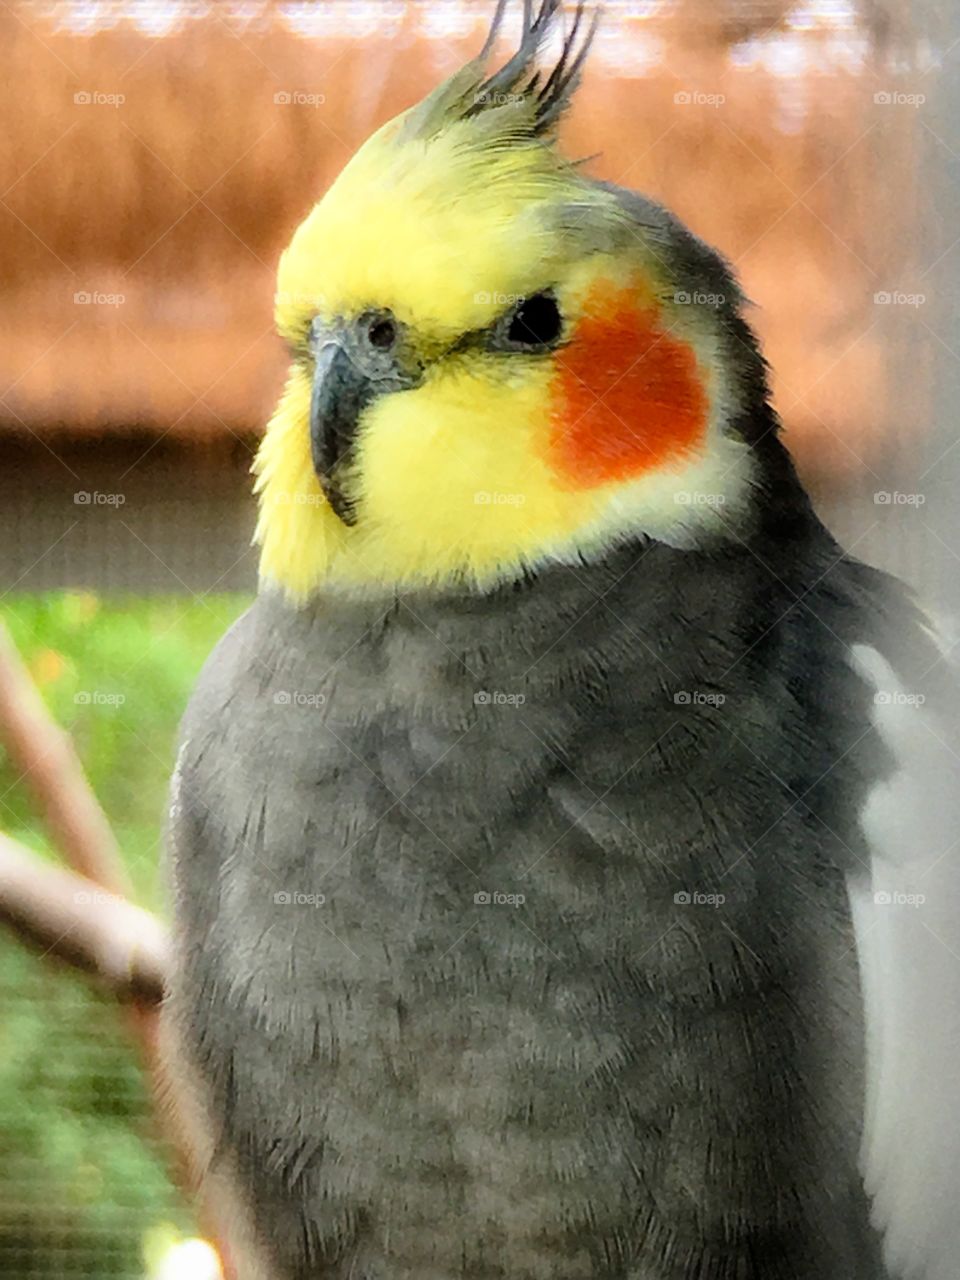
[367,315,397,350]
[503,292,563,350]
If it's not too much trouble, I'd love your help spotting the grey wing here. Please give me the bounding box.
[165,746,280,1280]
[849,637,960,1280]
[163,606,303,1279]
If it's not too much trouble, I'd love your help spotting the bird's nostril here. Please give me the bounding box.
[367,316,397,350]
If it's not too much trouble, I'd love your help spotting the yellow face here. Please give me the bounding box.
[254,82,753,601]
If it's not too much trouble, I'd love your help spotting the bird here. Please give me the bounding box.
[164,3,960,1277]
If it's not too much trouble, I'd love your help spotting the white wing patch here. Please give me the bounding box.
[167,738,191,865]
[849,643,960,1280]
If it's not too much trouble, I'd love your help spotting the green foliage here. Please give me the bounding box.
[1,592,249,908]
[0,593,250,1278]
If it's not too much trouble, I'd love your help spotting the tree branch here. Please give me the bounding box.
[0,620,131,895]
[0,831,167,1004]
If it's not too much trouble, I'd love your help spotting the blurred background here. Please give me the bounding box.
[0,0,956,1277]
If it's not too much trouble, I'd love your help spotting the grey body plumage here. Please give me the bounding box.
[164,4,951,1274]
[169,476,912,1278]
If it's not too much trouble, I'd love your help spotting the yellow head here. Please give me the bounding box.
[254,0,764,602]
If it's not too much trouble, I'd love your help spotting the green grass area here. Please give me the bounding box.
[1,592,251,909]
[0,593,251,1278]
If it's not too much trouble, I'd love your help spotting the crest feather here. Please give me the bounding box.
[398,1,599,146]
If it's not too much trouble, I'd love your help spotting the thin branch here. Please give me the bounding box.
[0,620,132,896]
[0,622,238,1274]
[0,831,167,1003]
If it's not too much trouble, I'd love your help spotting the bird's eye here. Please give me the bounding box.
[504,292,563,349]
[367,315,398,350]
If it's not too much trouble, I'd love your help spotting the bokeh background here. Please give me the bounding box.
[1,1,957,1277]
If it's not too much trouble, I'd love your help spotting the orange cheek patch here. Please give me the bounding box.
[549,280,709,488]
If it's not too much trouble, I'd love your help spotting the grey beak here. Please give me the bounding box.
[309,341,374,527]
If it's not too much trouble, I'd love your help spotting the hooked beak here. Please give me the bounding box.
[309,341,373,527]
[308,317,424,526]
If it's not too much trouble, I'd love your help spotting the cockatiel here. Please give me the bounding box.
[166,3,960,1278]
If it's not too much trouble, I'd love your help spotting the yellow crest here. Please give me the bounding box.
[254,2,754,601]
